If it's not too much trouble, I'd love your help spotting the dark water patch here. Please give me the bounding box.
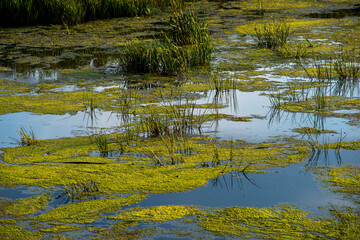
[0,186,45,201]
[306,6,360,18]
[139,163,354,216]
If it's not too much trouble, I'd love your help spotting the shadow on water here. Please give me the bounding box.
[306,6,360,18]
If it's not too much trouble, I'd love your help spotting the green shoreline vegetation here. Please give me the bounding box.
[0,0,360,239]
[0,0,183,27]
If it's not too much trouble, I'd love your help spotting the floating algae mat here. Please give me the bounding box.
[1,0,360,239]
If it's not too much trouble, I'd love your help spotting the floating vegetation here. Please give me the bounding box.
[1,1,360,239]
[2,195,48,217]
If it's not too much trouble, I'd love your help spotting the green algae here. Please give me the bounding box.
[3,194,48,217]
[314,165,360,196]
[110,205,200,224]
[293,127,337,134]
[40,225,82,233]
[0,1,359,239]
[35,194,146,224]
[0,224,43,240]
[0,133,311,194]
[197,205,334,239]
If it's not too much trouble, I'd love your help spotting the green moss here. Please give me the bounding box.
[4,195,48,217]
[197,205,334,239]
[0,224,43,240]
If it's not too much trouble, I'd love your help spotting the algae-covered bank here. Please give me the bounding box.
[1,0,360,239]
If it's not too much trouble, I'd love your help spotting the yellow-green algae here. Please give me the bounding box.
[0,224,43,240]
[40,225,82,233]
[196,204,357,239]
[109,205,200,223]
[293,127,337,134]
[3,194,48,217]
[0,134,311,194]
[314,165,360,196]
[35,194,146,224]
[274,96,360,120]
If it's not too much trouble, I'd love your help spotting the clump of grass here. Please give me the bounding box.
[249,19,291,49]
[12,125,37,146]
[90,132,111,157]
[167,10,209,46]
[277,43,312,59]
[120,10,213,75]
[313,87,327,110]
[121,41,162,74]
[299,49,359,83]
[63,180,99,201]
[139,101,209,138]
[333,49,360,82]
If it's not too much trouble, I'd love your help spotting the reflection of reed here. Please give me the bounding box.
[210,171,261,193]
[304,149,342,170]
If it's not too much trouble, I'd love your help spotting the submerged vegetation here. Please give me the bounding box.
[1,0,360,239]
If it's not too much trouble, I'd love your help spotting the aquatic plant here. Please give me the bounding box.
[62,180,99,202]
[139,102,204,137]
[249,19,291,49]
[333,49,360,82]
[90,131,111,157]
[167,10,209,46]
[120,11,213,75]
[277,43,312,59]
[12,125,37,146]
[313,87,327,110]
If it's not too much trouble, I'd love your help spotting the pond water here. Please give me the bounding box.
[1,1,360,239]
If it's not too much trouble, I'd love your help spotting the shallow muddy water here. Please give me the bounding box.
[1,1,360,239]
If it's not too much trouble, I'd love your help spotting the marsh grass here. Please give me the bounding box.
[277,43,312,59]
[333,49,360,82]
[167,10,210,46]
[249,19,291,49]
[83,94,98,127]
[120,10,213,75]
[90,131,111,157]
[63,180,99,201]
[12,125,36,146]
[313,87,327,110]
[0,0,183,27]
[300,50,359,84]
